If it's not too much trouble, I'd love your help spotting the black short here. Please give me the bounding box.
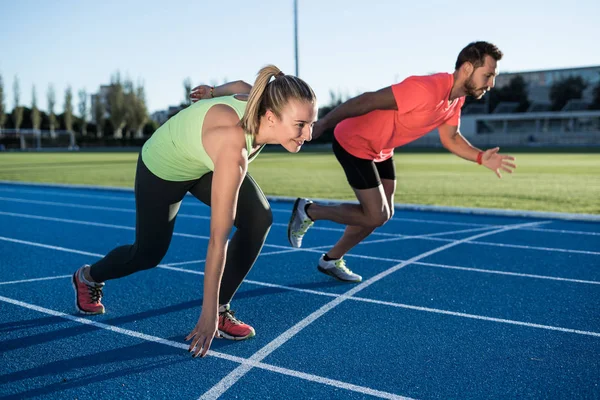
[332,136,396,190]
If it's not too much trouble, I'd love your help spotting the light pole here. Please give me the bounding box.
[294,0,299,76]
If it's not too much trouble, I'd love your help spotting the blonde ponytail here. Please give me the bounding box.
[240,65,316,135]
[240,65,282,135]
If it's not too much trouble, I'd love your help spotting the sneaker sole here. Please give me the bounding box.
[71,272,105,315]
[287,197,302,248]
[218,329,256,341]
[317,266,362,283]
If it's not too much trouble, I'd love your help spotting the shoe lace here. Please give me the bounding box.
[334,259,352,274]
[88,285,103,303]
[220,310,242,326]
[292,218,313,238]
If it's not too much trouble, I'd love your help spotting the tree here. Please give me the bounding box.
[133,82,148,138]
[78,89,88,135]
[123,78,135,138]
[31,85,41,130]
[47,84,57,136]
[183,77,192,106]
[0,74,6,133]
[12,76,23,131]
[64,86,73,132]
[549,76,587,111]
[93,95,105,138]
[108,72,126,138]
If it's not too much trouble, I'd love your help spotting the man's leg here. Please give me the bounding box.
[288,138,390,249]
[312,153,396,283]
[326,178,396,259]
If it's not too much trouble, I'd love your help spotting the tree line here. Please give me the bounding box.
[1,71,599,145]
[0,72,154,140]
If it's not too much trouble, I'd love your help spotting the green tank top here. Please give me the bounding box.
[141,95,263,181]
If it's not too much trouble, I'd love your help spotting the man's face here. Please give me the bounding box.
[464,55,499,99]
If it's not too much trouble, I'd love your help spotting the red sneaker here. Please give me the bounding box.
[72,265,105,315]
[218,306,255,340]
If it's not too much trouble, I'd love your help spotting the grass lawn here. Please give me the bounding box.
[0,150,598,214]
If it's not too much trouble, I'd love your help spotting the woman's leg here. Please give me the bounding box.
[189,172,271,340]
[73,156,192,314]
[188,172,272,305]
[89,157,190,282]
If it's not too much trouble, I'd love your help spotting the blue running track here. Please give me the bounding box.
[0,182,599,399]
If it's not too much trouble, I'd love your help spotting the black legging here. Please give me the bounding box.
[89,155,272,305]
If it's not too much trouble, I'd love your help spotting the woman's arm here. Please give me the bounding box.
[186,140,248,357]
[186,107,248,358]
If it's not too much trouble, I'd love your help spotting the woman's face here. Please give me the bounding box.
[269,99,318,153]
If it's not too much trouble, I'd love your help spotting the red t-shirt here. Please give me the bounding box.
[334,73,466,161]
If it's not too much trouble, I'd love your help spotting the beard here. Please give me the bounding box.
[464,74,487,99]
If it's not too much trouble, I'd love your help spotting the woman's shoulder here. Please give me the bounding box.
[205,103,242,124]
[202,105,245,145]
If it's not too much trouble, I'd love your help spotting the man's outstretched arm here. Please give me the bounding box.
[438,123,517,178]
[190,81,252,102]
[312,87,397,139]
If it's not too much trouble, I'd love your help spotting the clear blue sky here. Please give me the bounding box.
[1,0,599,114]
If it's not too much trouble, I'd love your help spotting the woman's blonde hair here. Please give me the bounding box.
[240,65,316,135]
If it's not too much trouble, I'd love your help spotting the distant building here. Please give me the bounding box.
[150,110,169,125]
[90,85,111,120]
[150,105,184,126]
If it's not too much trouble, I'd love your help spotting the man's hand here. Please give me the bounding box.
[482,147,517,178]
[189,85,212,103]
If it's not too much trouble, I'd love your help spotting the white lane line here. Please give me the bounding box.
[0,275,72,285]
[0,210,141,231]
[0,209,484,244]
[2,226,598,288]
[6,255,599,290]
[360,232,600,256]
[2,209,596,256]
[198,220,549,399]
[0,198,406,239]
[0,236,104,257]
[527,227,600,237]
[0,196,137,213]
[3,180,600,223]
[352,295,600,337]
[0,187,138,202]
[4,235,596,288]
[0,188,600,236]
[467,240,600,256]
[0,295,411,400]
[2,227,598,341]
[166,259,207,267]
[3,262,599,339]
[355,226,499,246]
[413,261,600,285]
[159,264,600,303]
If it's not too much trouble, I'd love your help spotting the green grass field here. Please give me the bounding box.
[0,151,598,214]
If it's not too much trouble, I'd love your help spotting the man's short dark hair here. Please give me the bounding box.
[455,41,503,70]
